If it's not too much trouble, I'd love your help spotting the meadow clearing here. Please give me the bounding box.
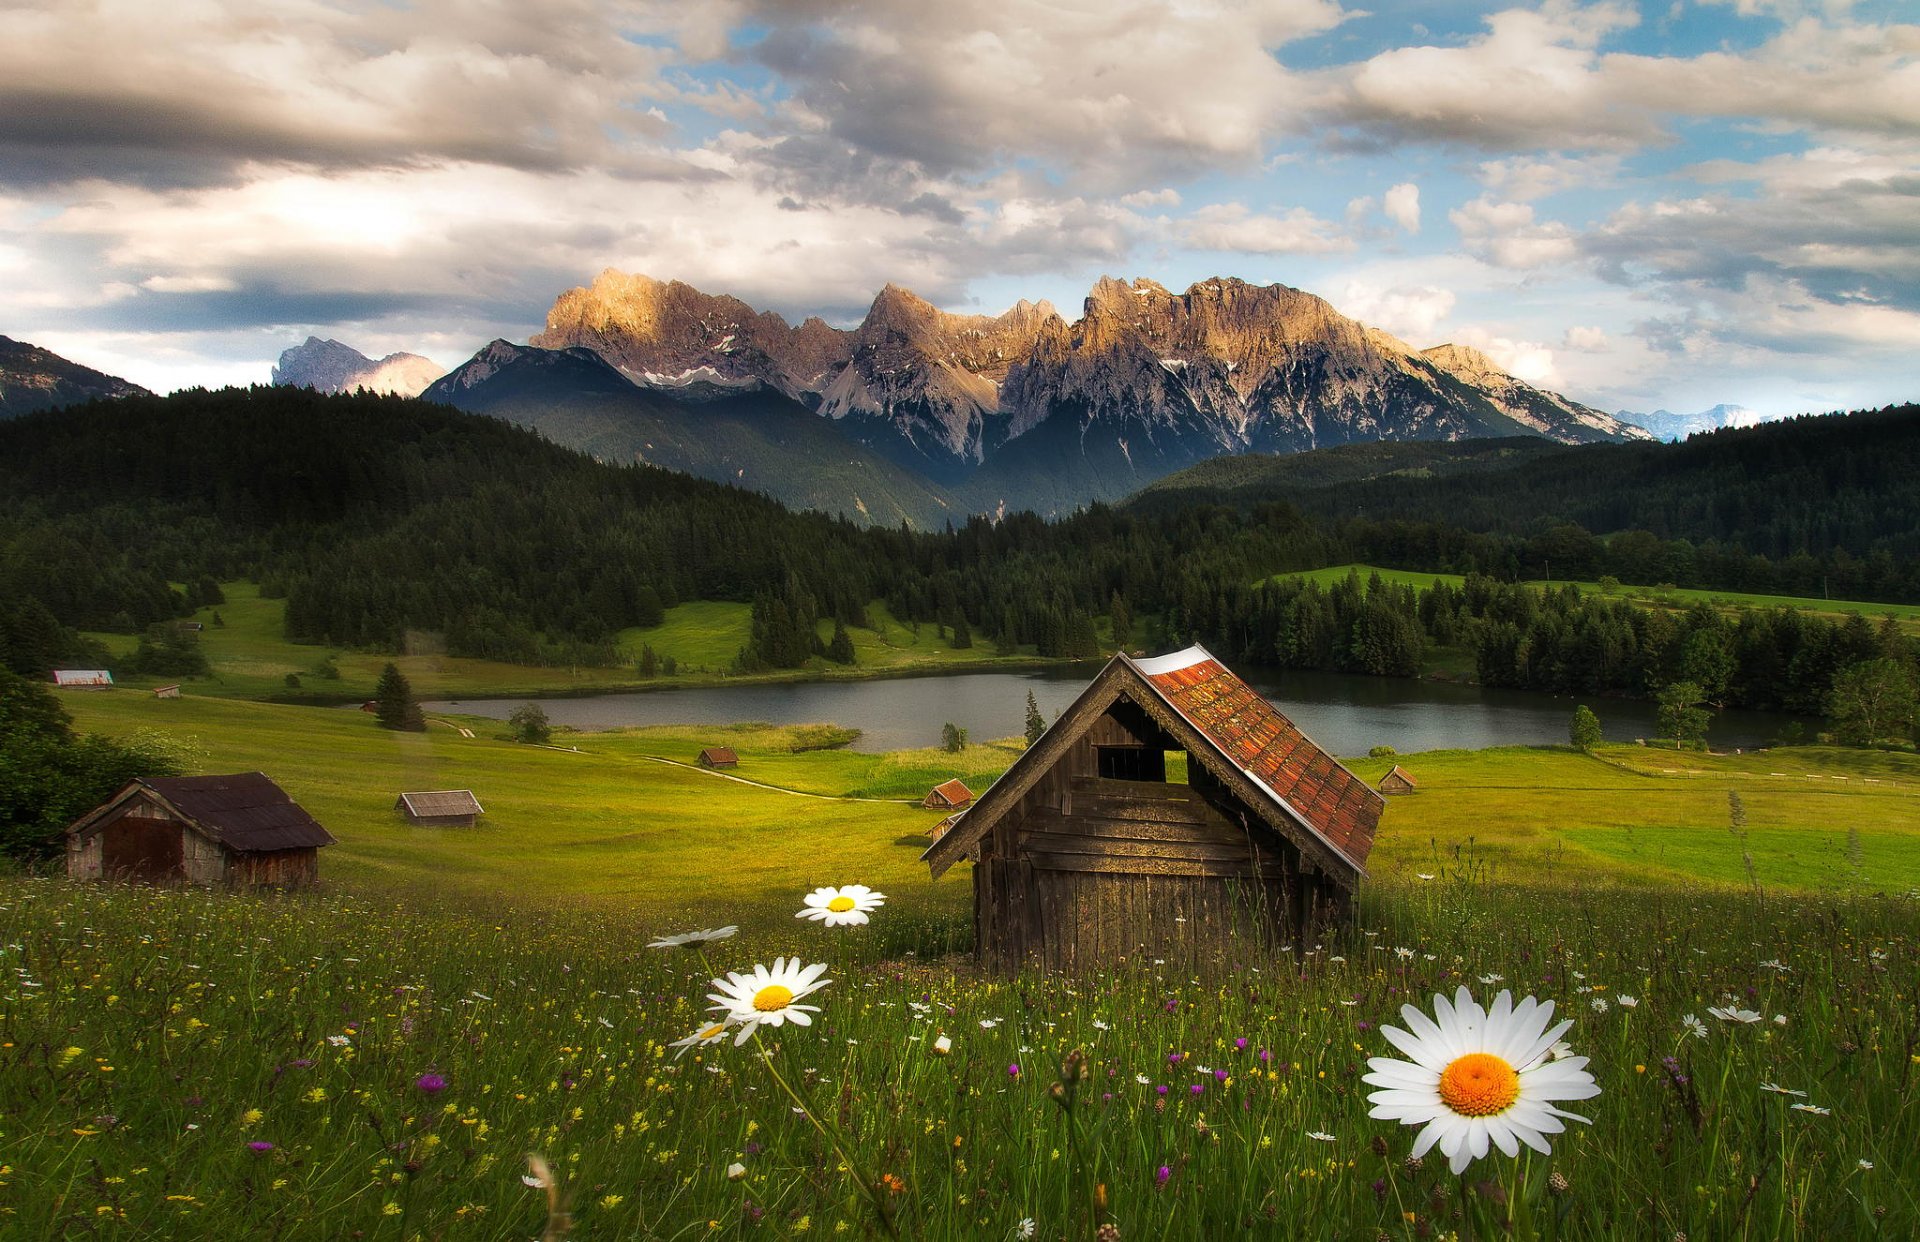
[3,692,1917,1238]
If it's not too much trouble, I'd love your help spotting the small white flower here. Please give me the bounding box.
[1708,1005,1763,1025]
[647,925,738,950]
[521,1174,545,1188]
[1790,1103,1831,1116]
[706,958,830,1044]
[1617,995,1638,1009]
[1092,1019,1110,1031]
[1681,1014,1708,1039]
[796,885,886,927]
[1759,959,1789,972]
[1773,1014,1788,1026]
[1306,1130,1337,1142]
[726,1161,747,1180]
[326,1034,351,1047]
[1395,947,1415,960]
[1329,955,1347,963]
[979,1018,1000,1030]
[669,1020,733,1058]
[1589,998,1609,1014]
[1859,1159,1874,1171]
[931,1034,952,1056]
[1759,1082,1806,1097]
[1015,1218,1037,1240]
[1478,974,1505,985]
[1416,873,1436,881]
[1135,1074,1151,1085]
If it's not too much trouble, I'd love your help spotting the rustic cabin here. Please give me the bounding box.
[927,812,963,843]
[153,685,182,699]
[922,645,1384,973]
[395,790,484,827]
[924,778,974,810]
[1378,765,1418,795]
[66,772,334,887]
[697,747,739,770]
[52,669,113,688]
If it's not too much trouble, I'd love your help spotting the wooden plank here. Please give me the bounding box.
[1021,830,1275,867]
[1071,775,1207,804]
[1026,851,1291,879]
[1018,806,1246,846]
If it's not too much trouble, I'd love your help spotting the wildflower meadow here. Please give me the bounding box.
[1,867,1914,1239]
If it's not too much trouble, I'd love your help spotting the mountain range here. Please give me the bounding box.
[1612,403,1771,441]
[0,335,148,419]
[272,337,442,397]
[423,270,1650,522]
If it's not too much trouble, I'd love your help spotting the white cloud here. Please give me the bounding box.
[1562,324,1611,350]
[1121,188,1182,209]
[1382,182,1420,233]
[1452,325,1561,386]
[1478,154,1621,201]
[1449,197,1578,268]
[1178,202,1352,256]
[1338,280,1456,341]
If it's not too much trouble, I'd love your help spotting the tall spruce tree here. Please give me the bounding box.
[1024,690,1046,746]
[373,663,425,732]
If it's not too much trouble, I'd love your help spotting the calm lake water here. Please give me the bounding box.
[426,667,1806,756]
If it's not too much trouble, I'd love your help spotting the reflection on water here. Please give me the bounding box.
[426,665,1805,756]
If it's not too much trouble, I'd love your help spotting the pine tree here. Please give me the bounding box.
[373,662,425,732]
[828,618,856,664]
[1024,690,1046,746]
[950,612,972,650]
[1109,591,1132,648]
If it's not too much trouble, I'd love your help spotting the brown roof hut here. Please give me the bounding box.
[395,790,484,827]
[66,773,334,887]
[697,747,739,770]
[922,645,1385,974]
[153,685,182,699]
[1378,765,1417,796]
[924,778,974,810]
[52,670,113,688]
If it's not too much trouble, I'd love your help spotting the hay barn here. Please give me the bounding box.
[395,790,484,827]
[697,747,739,769]
[1378,765,1417,795]
[52,670,113,688]
[67,773,333,887]
[922,645,1383,973]
[923,778,974,810]
[153,685,181,699]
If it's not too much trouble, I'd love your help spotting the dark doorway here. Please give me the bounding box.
[1096,745,1166,782]
[101,816,184,881]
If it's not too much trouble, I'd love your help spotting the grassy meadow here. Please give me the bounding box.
[6,692,1919,1238]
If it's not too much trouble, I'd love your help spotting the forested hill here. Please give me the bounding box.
[1131,404,1920,569]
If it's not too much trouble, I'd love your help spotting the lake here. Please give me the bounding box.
[425,666,1807,756]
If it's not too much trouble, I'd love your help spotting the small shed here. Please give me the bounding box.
[395,790,484,827]
[153,685,182,699]
[67,773,333,887]
[927,811,964,843]
[922,645,1384,973]
[52,670,113,688]
[1378,765,1417,795]
[178,621,204,632]
[697,747,739,769]
[924,778,974,810]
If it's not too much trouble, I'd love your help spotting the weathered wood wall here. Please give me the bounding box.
[224,849,320,887]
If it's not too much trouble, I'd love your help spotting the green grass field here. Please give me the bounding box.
[11,693,1920,1239]
[1275,563,1920,631]
[87,584,1089,705]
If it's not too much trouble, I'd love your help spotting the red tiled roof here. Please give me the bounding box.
[1133,650,1382,872]
[930,778,973,805]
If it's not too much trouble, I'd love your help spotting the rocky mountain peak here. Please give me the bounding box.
[272,337,441,397]
[0,336,149,419]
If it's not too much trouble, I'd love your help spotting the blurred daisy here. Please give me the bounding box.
[1791,1103,1831,1116]
[1681,1014,1708,1040]
[1306,1130,1337,1142]
[670,1020,733,1058]
[648,926,738,950]
[1759,1082,1806,1097]
[1708,1005,1763,1024]
[1015,1219,1036,1239]
[931,1035,952,1056]
[1364,987,1600,1175]
[797,885,886,927]
[1617,995,1638,1009]
[707,958,830,1044]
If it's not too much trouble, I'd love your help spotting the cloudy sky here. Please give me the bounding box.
[3,0,1916,417]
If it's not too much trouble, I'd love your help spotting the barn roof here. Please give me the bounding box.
[52,670,113,686]
[1382,765,1417,787]
[396,790,484,818]
[698,746,739,764]
[69,773,335,852]
[929,778,973,804]
[922,645,1384,885]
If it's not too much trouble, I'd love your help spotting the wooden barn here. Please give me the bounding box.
[153,685,182,699]
[923,778,974,810]
[52,669,113,688]
[697,747,739,770]
[922,645,1384,973]
[395,790,484,827]
[66,773,334,887]
[1378,765,1418,795]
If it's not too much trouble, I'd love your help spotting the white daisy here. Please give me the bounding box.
[931,1034,952,1056]
[796,885,886,927]
[1791,1103,1831,1116]
[1617,995,1638,1009]
[1759,1082,1806,1097]
[669,1020,733,1058]
[1681,1014,1708,1040]
[1478,974,1505,985]
[1363,986,1601,1175]
[1306,1130,1337,1142]
[706,958,830,1045]
[1015,1219,1036,1240]
[1416,873,1436,881]
[1707,1005,1763,1025]
[647,926,739,950]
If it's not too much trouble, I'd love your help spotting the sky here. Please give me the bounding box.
[2,0,1916,418]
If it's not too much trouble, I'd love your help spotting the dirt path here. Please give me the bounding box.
[632,754,920,803]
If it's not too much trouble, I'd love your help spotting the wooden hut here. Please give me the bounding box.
[927,811,964,843]
[923,778,974,810]
[153,685,182,699]
[52,669,113,688]
[66,773,333,887]
[697,747,739,770]
[395,790,484,827]
[1378,765,1417,795]
[922,645,1384,974]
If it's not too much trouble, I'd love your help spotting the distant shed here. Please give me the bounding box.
[697,747,739,770]
[153,685,182,699]
[924,778,974,810]
[52,670,113,688]
[67,773,333,887]
[395,790,484,827]
[1378,766,1417,795]
[923,644,1384,974]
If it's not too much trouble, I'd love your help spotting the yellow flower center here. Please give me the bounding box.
[752,985,794,1012]
[699,1024,726,1040]
[1438,1053,1520,1117]
[826,896,857,912]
